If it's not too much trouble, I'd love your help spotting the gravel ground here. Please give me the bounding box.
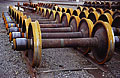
[0,1,95,78]
[0,1,120,78]
[0,2,30,78]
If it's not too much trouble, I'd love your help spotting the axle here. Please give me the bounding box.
[12,37,98,50]
[9,31,83,41]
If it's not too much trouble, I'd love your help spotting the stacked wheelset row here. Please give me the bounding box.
[23,2,57,9]
[13,3,120,40]
[40,2,120,20]
[83,1,120,10]
[18,2,120,20]
[38,3,120,26]
[2,4,120,67]
[36,4,120,38]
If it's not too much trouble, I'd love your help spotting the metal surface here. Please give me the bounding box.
[42,32,83,39]
[2,2,120,78]
[92,21,114,64]
[42,38,98,48]
[77,18,94,54]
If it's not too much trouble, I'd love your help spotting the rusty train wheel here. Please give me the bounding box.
[92,1,96,7]
[77,6,83,12]
[105,2,111,9]
[62,8,67,13]
[19,15,27,28]
[82,7,89,12]
[66,8,73,15]
[17,12,23,24]
[53,6,58,11]
[57,7,62,12]
[88,11,100,24]
[92,21,114,64]
[41,8,46,17]
[49,10,56,21]
[72,9,80,16]
[98,13,113,25]
[21,18,31,39]
[27,21,42,67]
[69,16,80,32]
[96,8,104,14]
[88,7,96,13]
[78,18,94,54]
[55,12,62,23]
[104,9,113,15]
[79,10,89,19]
[61,13,70,27]
[39,7,43,15]
[84,1,88,4]
[45,9,51,19]
[88,1,92,7]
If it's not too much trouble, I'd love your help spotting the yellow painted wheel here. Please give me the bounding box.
[92,21,114,64]
[88,1,92,5]
[77,6,83,11]
[49,10,56,20]
[96,8,104,14]
[61,13,71,26]
[53,6,58,11]
[66,8,73,15]
[104,9,113,16]
[69,15,80,31]
[42,8,46,17]
[20,15,27,27]
[15,10,18,21]
[62,8,67,13]
[72,9,81,16]
[98,13,113,25]
[39,7,43,15]
[57,7,62,12]
[16,11,22,23]
[45,9,51,19]
[55,11,63,23]
[28,21,42,67]
[78,18,94,54]
[79,10,89,19]
[36,6,39,14]
[82,7,89,12]
[84,1,88,4]
[88,11,100,24]
[88,7,96,13]
[22,18,32,39]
